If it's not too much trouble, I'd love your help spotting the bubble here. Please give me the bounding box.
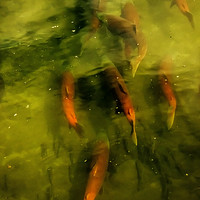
[51,25,59,29]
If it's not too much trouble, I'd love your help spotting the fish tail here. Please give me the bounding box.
[167,107,175,130]
[170,0,176,8]
[130,59,140,78]
[131,122,137,146]
[74,123,84,138]
[185,11,195,29]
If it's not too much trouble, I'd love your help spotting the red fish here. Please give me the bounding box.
[84,135,109,200]
[121,2,147,77]
[61,71,83,137]
[159,57,177,130]
[171,0,194,28]
[104,14,136,39]
[104,66,137,145]
[81,0,106,53]
[121,2,140,31]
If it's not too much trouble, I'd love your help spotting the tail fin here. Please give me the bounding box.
[170,0,176,8]
[74,123,84,138]
[131,122,137,146]
[185,11,195,29]
[130,59,140,78]
[167,107,175,130]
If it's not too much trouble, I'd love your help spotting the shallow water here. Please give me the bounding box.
[0,0,200,199]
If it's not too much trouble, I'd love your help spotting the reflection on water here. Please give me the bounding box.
[0,0,200,199]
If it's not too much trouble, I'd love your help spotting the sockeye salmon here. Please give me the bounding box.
[121,2,147,77]
[61,71,83,137]
[159,57,177,130]
[103,14,136,39]
[84,134,109,200]
[104,66,137,145]
[81,0,107,53]
[171,0,194,28]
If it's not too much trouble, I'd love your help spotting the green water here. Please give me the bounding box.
[0,0,200,199]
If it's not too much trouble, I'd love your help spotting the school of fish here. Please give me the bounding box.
[60,0,195,199]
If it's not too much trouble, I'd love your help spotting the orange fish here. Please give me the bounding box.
[81,0,106,53]
[121,2,147,77]
[171,0,194,28]
[61,71,83,137]
[84,135,109,200]
[121,2,140,31]
[129,31,147,77]
[104,66,137,145]
[103,14,136,39]
[159,57,177,130]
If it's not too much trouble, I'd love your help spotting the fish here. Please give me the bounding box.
[159,56,177,130]
[104,66,137,145]
[91,0,107,12]
[121,2,140,31]
[103,14,136,39]
[61,71,83,137]
[129,31,147,77]
[81,0,106,54]
[171,0,194,29]
[84,134,109,200]
[121,2,147,77]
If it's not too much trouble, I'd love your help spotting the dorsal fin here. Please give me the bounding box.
[117,82,127,95]
[65,87,70,98]
[170,0,176,8]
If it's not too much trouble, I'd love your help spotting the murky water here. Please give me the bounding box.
[0,0,200,199]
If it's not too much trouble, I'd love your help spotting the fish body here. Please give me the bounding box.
[104,15,136,39]
[130,31,147,77]
[171,0,194,28]
[159,57,177,129]
[121,2,140,31]
[84,138,109,200]
[61,71,83,136]
[121,2,147,77]
[104,66,137,145]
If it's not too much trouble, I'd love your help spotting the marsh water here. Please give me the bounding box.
[0,0,200,199]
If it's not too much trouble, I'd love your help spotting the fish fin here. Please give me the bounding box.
[99,187,104,195]
[132,24,136,34]
[65,87,70,98]
[68,123,72,129]
[90,156,98,173]
[167,106,175,130]
[117,82,128,95]
[131,60,140,78]
[74,123,84,138]
[170,0,176,8]
[185,11,195,29]
[131,122,137,146]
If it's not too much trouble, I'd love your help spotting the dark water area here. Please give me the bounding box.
[0,0,200,199]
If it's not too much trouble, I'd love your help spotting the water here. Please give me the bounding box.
[0,0,200,199]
